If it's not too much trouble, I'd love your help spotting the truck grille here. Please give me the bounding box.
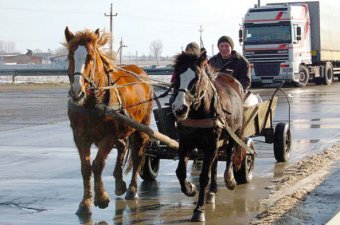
[245,49,289,62]
[254,62,280,77]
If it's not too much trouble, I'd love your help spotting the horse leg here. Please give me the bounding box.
[206,157,218,204]
[75,142,93,216]
[125,131,148,200]
[92,137,114,209]
[191,147,217,222]
[176,142,196,197]
[224,137,238,190]
[113,138,128,196]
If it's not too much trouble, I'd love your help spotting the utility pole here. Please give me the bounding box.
[199,25,204,48]
[211,44,214,56]
[104,3,117,58]
[258,0,261,7]
[136,51,138,65]
[117,37,127,64]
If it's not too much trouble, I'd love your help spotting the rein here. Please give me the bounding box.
[71,60,174,111]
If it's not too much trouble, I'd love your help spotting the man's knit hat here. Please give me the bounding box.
[217,36,234,49]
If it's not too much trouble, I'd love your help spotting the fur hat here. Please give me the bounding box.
[217,36,234,49]
[185,42,200,55]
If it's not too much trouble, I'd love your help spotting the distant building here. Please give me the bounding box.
[1,49,43,65]
[33,52,52,64]
[50,55,68,69]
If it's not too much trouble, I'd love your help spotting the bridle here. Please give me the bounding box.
[69,44,99,90]
[73,72,97,89]
[177,67,209,110]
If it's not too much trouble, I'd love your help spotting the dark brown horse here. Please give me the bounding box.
[64,27,153,216]
[171,50,244,222]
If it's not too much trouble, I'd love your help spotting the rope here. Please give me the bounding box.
[117,83,174,111]
[113,65,172,88]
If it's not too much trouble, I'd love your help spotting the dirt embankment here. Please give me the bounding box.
[251,142,340,225]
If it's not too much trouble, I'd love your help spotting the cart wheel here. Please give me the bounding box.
[274,122,291,162]
[139,155,160,181]
[234,137,255,184]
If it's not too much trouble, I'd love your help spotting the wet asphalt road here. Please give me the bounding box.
[0,82,340,225]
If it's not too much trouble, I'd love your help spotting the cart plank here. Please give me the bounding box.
[243,97,278,137]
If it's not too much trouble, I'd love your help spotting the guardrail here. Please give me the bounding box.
[0,68,174,82]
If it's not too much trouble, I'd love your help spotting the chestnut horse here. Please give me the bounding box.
[171,50,244,222]
[64,27,153,216]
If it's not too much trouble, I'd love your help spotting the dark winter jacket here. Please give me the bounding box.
[208,51,251,92]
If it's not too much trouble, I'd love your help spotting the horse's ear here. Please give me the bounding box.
[95,28,100,38]
[198,49,207,65]
[65,26,74,43]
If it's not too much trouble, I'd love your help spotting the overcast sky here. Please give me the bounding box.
[0,0,339,56]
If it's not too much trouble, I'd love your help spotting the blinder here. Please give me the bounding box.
[177,68,206,110]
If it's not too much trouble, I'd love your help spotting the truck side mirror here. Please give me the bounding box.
[296,27,302,41]
[239,29,243,43]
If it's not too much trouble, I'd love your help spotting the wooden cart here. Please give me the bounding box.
[139,87,291,184]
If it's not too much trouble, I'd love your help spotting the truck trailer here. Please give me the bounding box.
[239,1,340,87]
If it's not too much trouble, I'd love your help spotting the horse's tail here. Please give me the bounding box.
[123,136,147,175]
[232,126,246,171]
[123,140,132,175]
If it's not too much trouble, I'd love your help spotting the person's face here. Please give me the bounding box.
[218,42,232,58]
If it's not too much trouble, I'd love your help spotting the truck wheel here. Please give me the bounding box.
[293,65,309,87]
[323,63,333,85]
[234,137,255,184]
[139,155,160,181]
[274,122,291,162]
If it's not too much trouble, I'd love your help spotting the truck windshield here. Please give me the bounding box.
[244,22,291,44]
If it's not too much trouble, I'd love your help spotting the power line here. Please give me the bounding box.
[0,7,102,14]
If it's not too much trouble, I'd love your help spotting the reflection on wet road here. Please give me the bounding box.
[1,83,340,224]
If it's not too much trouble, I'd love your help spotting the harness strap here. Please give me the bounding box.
[222,124,255,155]
[112,86,125,112]
[179,118,216,128]
[179,118,255,155]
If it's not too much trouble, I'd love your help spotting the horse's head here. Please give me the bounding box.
[172,50,210,120]
[64,27,112,105]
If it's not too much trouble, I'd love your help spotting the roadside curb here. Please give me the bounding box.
[251,145,340,224]
[326,211,340,225]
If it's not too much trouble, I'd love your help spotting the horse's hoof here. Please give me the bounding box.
[125,189,138,200]
[183,182,197,197]
[224,170,236,190]
[224,177,236,190]
[191,208,205,222]
[115,181,127,196]
[94,192,110,209]
[75,201,92,217]
[206,191,216,204]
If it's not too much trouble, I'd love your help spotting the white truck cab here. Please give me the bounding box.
[240,1,340,87]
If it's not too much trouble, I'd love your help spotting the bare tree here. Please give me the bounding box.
[33,48,43,53]
[53,46,68,56]
[149,39,163,66]
[0,40,17,54]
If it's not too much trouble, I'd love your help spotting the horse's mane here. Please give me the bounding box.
[173,52,197,75]
[63,29,116,70]
[173,52,219,80]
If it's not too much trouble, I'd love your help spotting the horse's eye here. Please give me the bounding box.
[87,55,93,61]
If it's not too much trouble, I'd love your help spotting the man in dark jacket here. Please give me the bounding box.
[208,36,251,92]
